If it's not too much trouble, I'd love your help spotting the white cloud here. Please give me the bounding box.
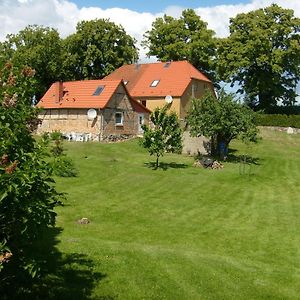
[0,0,299,61]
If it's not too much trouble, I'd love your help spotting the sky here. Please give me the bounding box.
[0,0,299,97]
[1,0,299,59]
[73,0,252,13]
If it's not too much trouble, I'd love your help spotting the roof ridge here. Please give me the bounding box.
[62,79,122,84]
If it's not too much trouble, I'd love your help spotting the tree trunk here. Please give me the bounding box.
[216,134,230,160]
[156,155,159,169]
[210,135,218,156]
[258,91,276,113]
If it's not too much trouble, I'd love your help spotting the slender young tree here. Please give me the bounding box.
[140,105,182,168]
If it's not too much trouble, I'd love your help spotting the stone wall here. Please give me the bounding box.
[37,108,101,140]
[182,131,210,156]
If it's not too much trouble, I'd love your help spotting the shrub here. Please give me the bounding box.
[0,63,62,283]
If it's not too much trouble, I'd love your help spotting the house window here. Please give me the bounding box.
[93,85,105,96]
[115,112,123,126]
[150,80,160,87]
[141,100,147,107]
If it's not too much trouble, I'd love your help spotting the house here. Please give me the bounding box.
[36,79,150,141]
[104,60,214,119]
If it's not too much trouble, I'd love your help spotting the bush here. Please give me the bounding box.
[52,157,78,177]
[0,63,62,283]
[255,114,300,128]
[43,131,78,177]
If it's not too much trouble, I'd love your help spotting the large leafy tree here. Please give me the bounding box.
[217,4,300,111]
[187,90,258,158]
[140,105,182,168]
[142,9,217,81]
[0,25,64,100]
[0,63,62,286]
[63,19,138,80]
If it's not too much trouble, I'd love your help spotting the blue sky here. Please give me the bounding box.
[73,0,251,13]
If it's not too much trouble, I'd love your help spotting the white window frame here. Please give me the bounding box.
[150,80,160,87]
[115,112,123,126]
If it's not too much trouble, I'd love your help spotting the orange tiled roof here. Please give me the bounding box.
[104,60,211,98]
[36,79,150,113]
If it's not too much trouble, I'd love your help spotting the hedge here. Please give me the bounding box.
[255,114,300,128]
[266,106,300,115]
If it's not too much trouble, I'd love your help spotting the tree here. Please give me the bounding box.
[140,105,182,168]
[63,19,138,80]
[187,90,258,159]
[0,62,62,285]
[142,9,217,81]
[0,25,64,100]
[217,4,300,111]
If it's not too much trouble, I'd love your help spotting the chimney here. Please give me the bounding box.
[53,81,63,103]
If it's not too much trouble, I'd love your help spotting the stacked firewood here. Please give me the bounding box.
[211,160,224,169]
[193,157,224,169]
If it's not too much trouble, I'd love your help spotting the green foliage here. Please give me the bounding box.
[255,114,300,128]
[0,20,138,97]
[217,4,300,111]
[187,90,258,157]
[0,63,62,283]
[265,105,300,115]
[0,25,64,100]
[63,18,138,80]
[43,132,77,177]
[52,157,78,177]
[140,105,182,168]
[142,9,217,81]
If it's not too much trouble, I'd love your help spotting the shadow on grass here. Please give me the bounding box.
[1,227,111,300]
[226,148,261,166]
[144,161,188,170]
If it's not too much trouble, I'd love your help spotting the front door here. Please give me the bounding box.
[138,113,145,134]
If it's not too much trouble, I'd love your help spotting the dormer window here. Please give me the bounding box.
[150,80,160,87]
[93,85,105,96]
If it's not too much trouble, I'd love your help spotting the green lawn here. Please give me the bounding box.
[47,128,300,299]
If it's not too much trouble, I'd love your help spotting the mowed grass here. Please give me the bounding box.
[52,128,300,299]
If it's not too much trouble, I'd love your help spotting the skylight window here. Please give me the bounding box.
[93,85,105,96]
[124,81,129,85]
[150,80,160,87]
[164,62,171,68]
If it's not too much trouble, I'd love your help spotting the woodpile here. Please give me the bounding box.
[211,160,224,169]
[102,134,131,142]
[193,158,224,170]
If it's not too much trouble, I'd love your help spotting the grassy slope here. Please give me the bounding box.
[54,128,300,299]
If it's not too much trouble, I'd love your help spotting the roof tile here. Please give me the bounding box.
[105,60,211,97]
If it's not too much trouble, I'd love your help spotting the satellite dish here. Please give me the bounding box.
[165,95,173,104]
[87,108,97,120]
